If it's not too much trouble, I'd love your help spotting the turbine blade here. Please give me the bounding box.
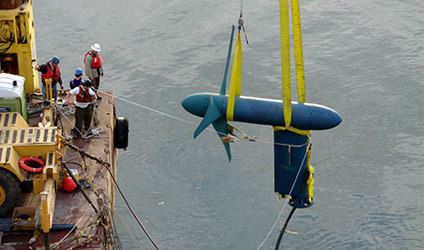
[194,97,222,138]
[212,120,232,161]
[219,25,235,96]
[223,142,232,162]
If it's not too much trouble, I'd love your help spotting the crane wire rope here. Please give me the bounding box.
[239,0,249,44]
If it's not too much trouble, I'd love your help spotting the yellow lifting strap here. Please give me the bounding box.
[279,0,307,135]
[291,0,306,103]
[279,0,292,128]
[273,125,310,136]
[226,29,243,121]
[306,147,314,203]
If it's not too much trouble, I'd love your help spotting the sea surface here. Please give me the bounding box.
[34,0,423,249]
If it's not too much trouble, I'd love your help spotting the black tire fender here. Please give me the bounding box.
[114,117,129,150]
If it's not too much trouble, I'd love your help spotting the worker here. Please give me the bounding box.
[70,67,100,126]
[69,68,84,89]
[84,43,103,99]
[66,79,97,139]
[35,56,63,103]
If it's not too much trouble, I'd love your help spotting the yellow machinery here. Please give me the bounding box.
[0,0,58,238]
[0,0,39,94]
[0,112,61,232]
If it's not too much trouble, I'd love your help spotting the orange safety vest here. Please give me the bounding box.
[75,86,91,103]
[41,63,60,83]
[84,51,102,68]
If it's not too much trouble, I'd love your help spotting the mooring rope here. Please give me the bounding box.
[62,141,160,250]
[98,90,306,148]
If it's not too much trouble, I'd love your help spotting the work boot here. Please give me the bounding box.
[93,109,100,126]
[72,128,80,139]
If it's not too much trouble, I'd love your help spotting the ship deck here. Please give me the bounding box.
[0,91,119,249]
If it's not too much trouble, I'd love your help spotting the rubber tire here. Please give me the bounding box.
[0,168,22,217]
[114,117,129,149]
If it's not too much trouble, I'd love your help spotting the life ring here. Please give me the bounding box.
[18,157,45,173]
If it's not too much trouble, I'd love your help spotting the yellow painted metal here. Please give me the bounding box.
[32,174,43,193]
[39,104,55,127]
[279,0,292,128]
[0,112,28,128]
[0,3,60,235]
[306,148,314,203]
[0,146,25,181]
[40,178,56,233]
[41,152,59,191]
[226,30,242,121]
[44,79,53,103]
[273,125,310,136]
[0,1,40,94]
[0,112,59,183]
[291,0,305,103]
[0,184,5,205]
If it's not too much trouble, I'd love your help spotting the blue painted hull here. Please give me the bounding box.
[182,93,342,130]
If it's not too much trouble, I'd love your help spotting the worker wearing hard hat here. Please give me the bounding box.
[35,56,63,103]
[66,79,97,139]
[84,43,103,95]
[70,68,84,89]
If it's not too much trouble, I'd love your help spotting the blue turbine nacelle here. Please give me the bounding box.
[182,93,342,130]
[182,92,342,207]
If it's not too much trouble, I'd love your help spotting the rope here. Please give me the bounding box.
[256,139,310,250]
[51,206,91,249]
[104,162,159,250]
[100,91,194,126]
[55,102,104,139]
[114,208,142,250]
[62,141,160,250]
[274,171,309,250]
[55,103,85,137]
[98,90,305,149]
[85,90,312,249]
[238,0,249,44]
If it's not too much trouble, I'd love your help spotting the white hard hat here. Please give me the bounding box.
[91,43,101,52]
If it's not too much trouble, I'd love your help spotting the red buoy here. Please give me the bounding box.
[62,177,77,192]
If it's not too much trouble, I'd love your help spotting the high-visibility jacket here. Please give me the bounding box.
[84,51,102,68]
[75,86,91,103]
[41,63,61,84]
